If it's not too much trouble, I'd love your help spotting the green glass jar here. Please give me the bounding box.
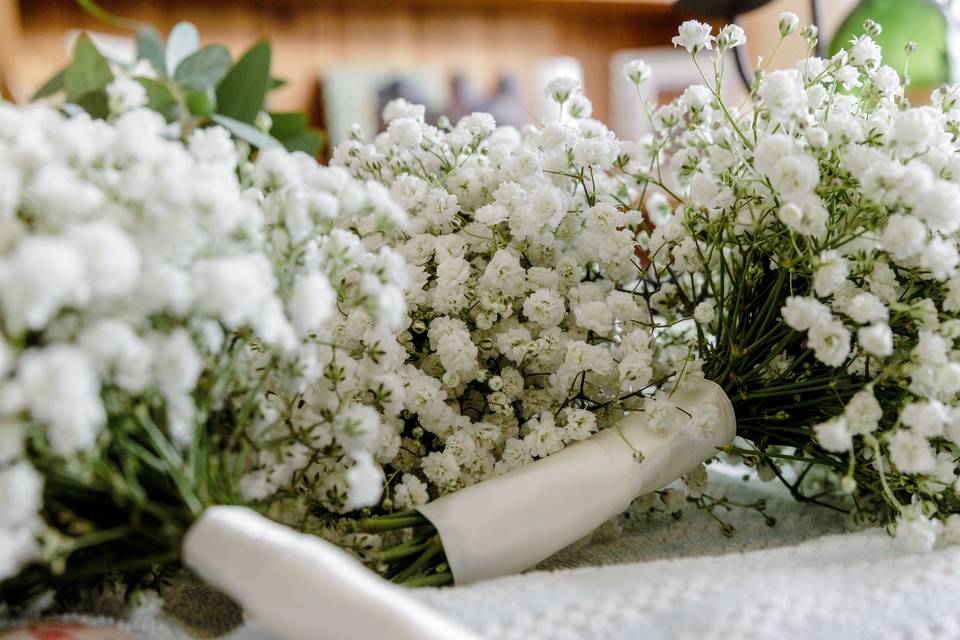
[828,0,957,92]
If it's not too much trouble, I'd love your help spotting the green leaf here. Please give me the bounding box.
[268,76,287,91]
[136,26,166,78]
[279,129,325,156]
[174,44,232,90]
[215,40,271,124]
[165,22,199,78]
[74,90,109,119]
[268,111,324,156]
[268,111,308,139]
[210,113,282,150]
[136,77,179,121]
[186,87,217,116]
[64,35,113,103]
[33,68,66,100]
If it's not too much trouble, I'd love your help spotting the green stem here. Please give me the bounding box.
[353,514,430,532]
[75,0,143,29]
[401,572,453,587]
[391,538,443,583]
[377,539,432,563]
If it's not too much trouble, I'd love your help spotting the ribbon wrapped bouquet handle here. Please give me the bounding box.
[417,377,736,583]
[183,377,735,638]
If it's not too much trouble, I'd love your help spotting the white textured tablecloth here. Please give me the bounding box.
[13,475,959,640]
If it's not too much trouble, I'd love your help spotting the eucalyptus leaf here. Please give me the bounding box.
[186,87,217,116]
[210,113,282,150]
[278,129,325,156]
[136,77,179,121]
[64,35,113,102]
[74,90,109,119]
[165,22,200,78]
[136,26,166,78]
[215,40,270,124]
[174,45,232,90]
[268,111,308,140]
[33,69,66,100]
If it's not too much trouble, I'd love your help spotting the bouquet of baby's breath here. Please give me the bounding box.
[283,16,960,592]
[322,85,742,585]
[0,102,406,606]
[622,15,960,549]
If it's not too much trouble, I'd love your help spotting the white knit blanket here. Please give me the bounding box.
[417,529,960,640]
[11,476,958,640]
[415,475,960,640]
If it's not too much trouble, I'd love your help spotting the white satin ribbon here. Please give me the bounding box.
[418,377,736,585]
[183,506,481,640]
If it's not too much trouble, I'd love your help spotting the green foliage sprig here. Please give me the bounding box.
[34,12,323,156]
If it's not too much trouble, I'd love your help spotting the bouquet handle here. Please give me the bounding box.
[418,377,736,584]
[182,507,480,640]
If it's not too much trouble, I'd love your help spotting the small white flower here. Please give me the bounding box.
[189,126,237,165]
[807,320,851,367]
[382,98,425,123]
[565,94,593,119]
[67,222,141,299]
[888,429,936,474]
[0,236,88,331]
[672,20,714,54]
[17,345,105,455]
[813,251,848,298]
[0,462,42,527]
[345,453,384,510]
[900,401,947,437]
[693,300,715,324]
[758,70,807,120]
[335,404,382,456]
[845,388,882,434]
[881,214,926,262]
[848,35,882,69]
[778,12,800,36]
[623,59,652,85]
[895,511,940,553]
[914,331,948,366]
[844,292,888,324]
[387,117,423,149]
[777,196,828,238]
[524,411,563,458]
[393,473,429,510]
[544,77,580,104]
[562,408,597,442]
[919,237,959,281]
[523,288,566,328]
[151,329,202,401]
[858,323,894,357]
[718,24,747,50]
[781,296,831,331]
[573,300,614,335]
[106,77,148,115]
[814,416,852,452]
[421,449,461,489]
[289,272,335,338]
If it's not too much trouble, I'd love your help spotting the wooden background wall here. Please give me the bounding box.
[4,0,687,125]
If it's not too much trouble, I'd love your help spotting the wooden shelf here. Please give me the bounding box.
[6,0,684,122]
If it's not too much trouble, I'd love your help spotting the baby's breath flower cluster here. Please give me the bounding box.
[624,17,960,549]
[0,103,406,600]
[333,93,677,509]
